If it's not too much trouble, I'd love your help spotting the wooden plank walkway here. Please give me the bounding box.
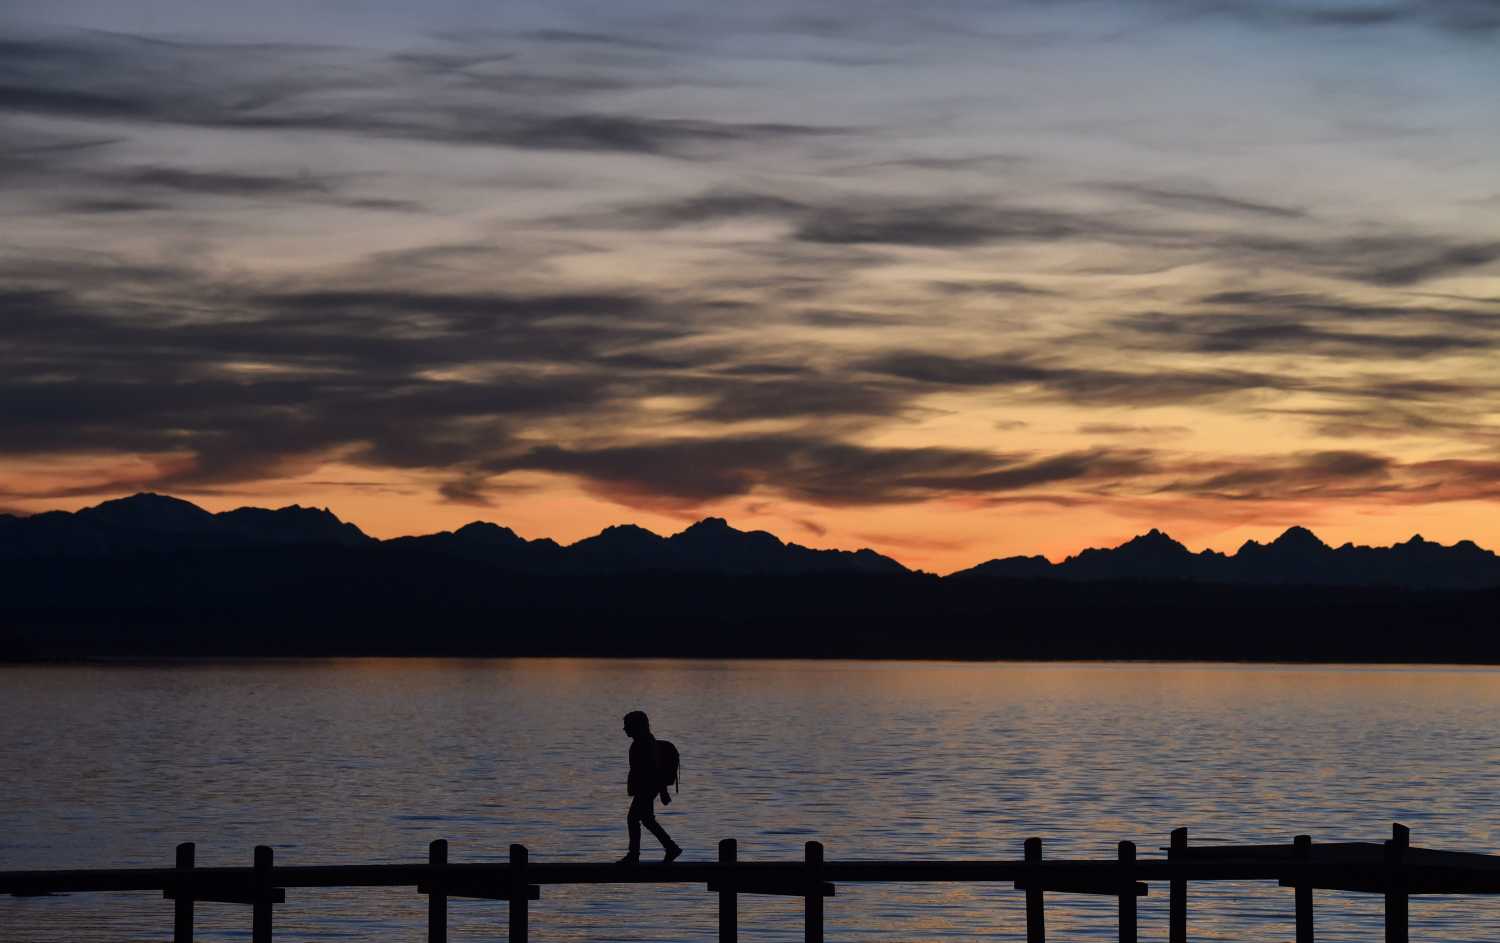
[5,823,1499,942]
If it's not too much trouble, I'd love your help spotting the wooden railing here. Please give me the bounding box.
[6,823,1500,943]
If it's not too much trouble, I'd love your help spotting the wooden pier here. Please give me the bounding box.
[6,823,1500,942]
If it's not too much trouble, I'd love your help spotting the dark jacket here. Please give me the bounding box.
[627,734,658,796]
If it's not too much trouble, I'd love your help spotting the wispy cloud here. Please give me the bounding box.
[1098,182,1306,219]
[860,351,1301,406]
[1113,310,1490,358]
[485,436,1153,507]
[0,32,843,156]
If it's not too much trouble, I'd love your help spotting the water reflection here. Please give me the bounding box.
[4,659,1500,941]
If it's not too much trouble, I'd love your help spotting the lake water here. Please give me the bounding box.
[3,659,1500,942]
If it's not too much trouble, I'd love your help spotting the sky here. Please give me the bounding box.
[3,1,1500,572]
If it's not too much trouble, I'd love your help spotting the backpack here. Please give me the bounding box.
[655,739,680,793]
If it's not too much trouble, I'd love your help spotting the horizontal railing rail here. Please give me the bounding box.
[4,823,1497,943]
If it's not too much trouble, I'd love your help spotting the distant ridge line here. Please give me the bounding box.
[2,492,1499,589]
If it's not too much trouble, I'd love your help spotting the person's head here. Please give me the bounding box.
[623,710,650,738]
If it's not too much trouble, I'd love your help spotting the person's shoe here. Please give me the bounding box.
[663,843,682,864]
[616,852,640,866]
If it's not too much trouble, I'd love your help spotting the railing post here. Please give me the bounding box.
[1386,823,1408,943]
[719,839,738,943]
[428,839,448,943]
[1169,828,1186,943]
[1294,834,1314,943]
[805,841,824,943]
[509,843,529,943]
[173,842,195,943]
[1118,841,1137,943]
[252,846,273,943]
[1024,837,1046,943]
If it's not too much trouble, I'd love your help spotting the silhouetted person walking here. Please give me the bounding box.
[618,710,682,865]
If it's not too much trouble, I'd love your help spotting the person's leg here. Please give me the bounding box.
[636,796,681,860]
[625,798,643,857]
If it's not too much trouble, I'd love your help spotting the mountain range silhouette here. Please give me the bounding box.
[0,494,903,575]
[4,493,1498,589]
[6,494,1500,662]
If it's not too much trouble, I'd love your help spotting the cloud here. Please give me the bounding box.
[794,516,828,538]
[900,448,1158,494]
[1357,241,1500,286]
[1100,182,1306,219]
[838,154,1027,174]
[3,139,425,213]
[598,190,810,227]
[1113,310,1489,358]
[8,259,1500,517]
[0,84,135,119]
[0,280,676,485]
[1199,290,1500,328]
[56,199,170,214]
[485,435,1154,507]
[1402,458,1500,502]
[585,186,1498,289]
[793,308,910,328]
[1144,291,1500,365]
[117,166,332,196]
[257,288,656,324]
[0,266,928,503]
[1165,449,1394,499]
[1078,423,1193,438]
[859,352,1052,387]
[1268,404,1500,442]
[1289,0,1500,34]
[579,189,1101,248]
[677,374,914,422]
[515,29,682,54]
[1086,0,1500,36]
[0,132,120,181]
[0,31,842,156]
[438,473,499,506]
[793,203,1083,248]
[1155,448,1500,507]
[1218,234,1500,287]
[5,228,1495,516]
[860,351,1300,405]
[928,280,1055,296]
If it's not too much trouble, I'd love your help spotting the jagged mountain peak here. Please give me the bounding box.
[567,523,669,560]
[220,503,339,520]
[672,517,785,549]
[590,523,663,540]
[78,492,218,531]
[681,516,734,533]
[1271,525,1326,549]
[213,503,371,546]
[1238,526,1326,557]
[1119,528,1189,552]
[453,521,525,544]
[92,492,201,511]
